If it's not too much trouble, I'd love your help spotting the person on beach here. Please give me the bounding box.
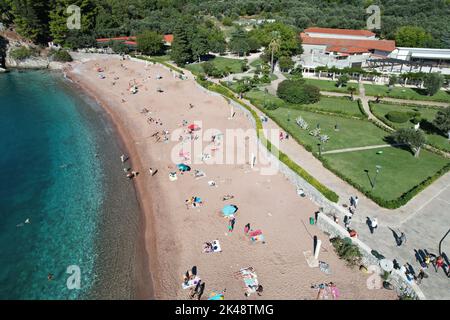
[354,196,359,208]
[329,282,339,300]
[197,282,205,300]
[435,256,445,273]
[228,217,236,232]
[244,223,251,234]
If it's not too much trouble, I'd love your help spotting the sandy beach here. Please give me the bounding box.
[67,56,397,300]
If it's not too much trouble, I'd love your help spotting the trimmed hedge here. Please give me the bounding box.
[386,111,410,123]
[357,99,368,118]
[320,155,450,209]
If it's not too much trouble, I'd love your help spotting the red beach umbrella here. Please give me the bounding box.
[188,124,201,131]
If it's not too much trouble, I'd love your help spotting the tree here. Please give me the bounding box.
[423,73,445,96]
[433,107,450,139]
[391,128,427,158]
[250,22,302,58]
[8,0,51,42]
[171,23,192,66]
[278,55,294,72]
[336,75,350,88]
[277,80,320,104]
[191,28,209,62]
[347,86,357,101]
[395,26,434,48]
[229,28,258,57]
[49,0,97,45]
[389,75,398,87]
[268,31,281,73]
[111,41,130,54]
[290,66,303,80]
[137,31,164,56]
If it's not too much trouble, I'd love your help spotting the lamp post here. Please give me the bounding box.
[317,143,322,157]
[439,229,450,256]
[372,165,382,190]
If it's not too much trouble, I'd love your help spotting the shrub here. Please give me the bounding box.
[10,46,35,61]
[51,50,73,62]
[330,237,362,267]
[386,111,411,123]
[411,116,421,124]
[277,80,320,104]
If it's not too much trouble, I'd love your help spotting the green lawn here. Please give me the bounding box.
[304,78,359,94]
[245,90,364,118]
[364,84,450,103]
[250,58,263,68]
[370,102,450,152]
[267,109,388,151]
[323,147,449,201]
[185,56,244,75]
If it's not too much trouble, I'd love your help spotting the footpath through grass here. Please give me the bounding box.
[245,89,450,208]
[370,102,450,153]
[364,83,450,103]
[323,147,449,201]
[304,78,359,95]
[245,89,364,118]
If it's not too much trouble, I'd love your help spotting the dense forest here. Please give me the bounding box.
[0,0,449,48]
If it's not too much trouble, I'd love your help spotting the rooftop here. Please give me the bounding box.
[301,33,396,53]
[304,27,376,37]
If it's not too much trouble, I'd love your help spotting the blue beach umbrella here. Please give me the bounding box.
[222,205,238,216]
[177,163,191,172]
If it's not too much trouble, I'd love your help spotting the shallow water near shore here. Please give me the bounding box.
[0,70,144,299]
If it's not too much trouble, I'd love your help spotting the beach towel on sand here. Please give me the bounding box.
[182,276,201,289]
[237,267,259,294]
[248,229,262,237]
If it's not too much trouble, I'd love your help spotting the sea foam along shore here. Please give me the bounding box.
[65,55,397,300]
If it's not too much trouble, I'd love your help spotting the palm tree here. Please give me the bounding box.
[268,31,281,74]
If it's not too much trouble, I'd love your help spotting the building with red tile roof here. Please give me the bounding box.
[304,27,376,39]
[298,28,397,69]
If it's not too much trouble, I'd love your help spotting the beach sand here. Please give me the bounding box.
[67,56,396,300]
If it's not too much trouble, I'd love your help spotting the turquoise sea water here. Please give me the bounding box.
[0,70,144,299]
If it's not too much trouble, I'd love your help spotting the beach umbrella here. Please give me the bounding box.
[222,205,238,216]
[188,124,201,131]
[379,259,394,272]
[177,163,191,172]
[208,291,224,300]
